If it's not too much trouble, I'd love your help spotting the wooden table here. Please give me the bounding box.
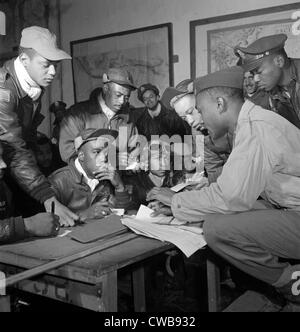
[0,230,173,312]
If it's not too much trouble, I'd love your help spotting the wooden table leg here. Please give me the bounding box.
[207,258,221,312]
[132,266,146,312]
[0,296,11,312]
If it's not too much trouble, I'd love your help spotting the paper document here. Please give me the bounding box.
[111,209,125,216]
[122,205,206,257]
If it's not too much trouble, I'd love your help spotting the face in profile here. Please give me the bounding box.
[173,94,204,131]
[252,56,283,92]
[79,137,111,179]
[0,144,7,180]
[21,51,58,87]
[142,90,160,111]
[104,83,131,113]
[243,71,258,96]
[196,92,227,141]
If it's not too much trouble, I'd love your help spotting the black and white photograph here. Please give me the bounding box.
[0,0,300,316]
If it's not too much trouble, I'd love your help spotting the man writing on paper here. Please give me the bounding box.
[148,66,300,311]
[0,26,78,226]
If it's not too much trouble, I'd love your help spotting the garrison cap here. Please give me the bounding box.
[194,66,244,96]
[235,34,287,72]
[0,11,5,35]
[102,67,136,90]
[137,84,159,102]
[160,87,193,110]
[175,78,194,92]
[74,128,118,151]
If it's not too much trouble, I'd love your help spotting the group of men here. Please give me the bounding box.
[0,23,300,311]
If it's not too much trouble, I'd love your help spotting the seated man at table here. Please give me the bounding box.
[148,67,300,311]
[49,128,133,222]
[123,139,187,207]
[0,141,60,244]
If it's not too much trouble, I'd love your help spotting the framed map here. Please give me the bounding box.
[190,3,300,78]
[71,23,174,105]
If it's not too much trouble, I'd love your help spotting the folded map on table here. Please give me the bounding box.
[69,215,128,244]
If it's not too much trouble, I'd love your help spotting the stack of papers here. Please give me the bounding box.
[122,205,207,257]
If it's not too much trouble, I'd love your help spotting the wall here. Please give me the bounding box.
[59,0,298,106]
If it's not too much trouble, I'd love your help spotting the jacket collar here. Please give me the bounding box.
[89,88,131,123]
[68,160,86,185]
[4,58,45,100]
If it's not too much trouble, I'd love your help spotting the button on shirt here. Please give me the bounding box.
[171,100,300,222]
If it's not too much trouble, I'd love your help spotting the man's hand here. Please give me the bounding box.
[94,167,125,191]
[147,187,175,207]
[79,202,112,221]
[24,213,60,238]
[44,197,79,227]
[148,201,173,217]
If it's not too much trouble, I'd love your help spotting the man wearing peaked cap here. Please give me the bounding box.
[0,26,79,227]
[235,33,300,129]
[130,83,190,142]
[74,128,118,152]
[49,127,133,221]
[148,66,300,310]
[102,67,136,91]
[59,67,139,166]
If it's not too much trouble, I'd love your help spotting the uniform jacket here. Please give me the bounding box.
[172,100,300,222]
[268,58,300,129]
[59,89,139,163]
[205,64,300,184]
[49,162,133,215]
[0,59,54,203]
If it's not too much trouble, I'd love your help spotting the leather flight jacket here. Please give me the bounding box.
[0,59,55,203]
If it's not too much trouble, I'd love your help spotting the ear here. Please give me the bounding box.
[103,84,109,94]
[216,97,226,114]
[78,150,84,162]
[19,53,30,68]
[273,55,285,69]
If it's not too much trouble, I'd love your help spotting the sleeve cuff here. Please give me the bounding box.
[13,216,27,240]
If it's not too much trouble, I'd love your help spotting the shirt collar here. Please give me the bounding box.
[75,158,99,192]
[99,94,116,121]
[14,57,42,101]
[148,103,162,118]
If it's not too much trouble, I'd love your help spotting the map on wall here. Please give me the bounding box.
[208,19,300,73]
[71,24,172,106]
[193,6,300,78]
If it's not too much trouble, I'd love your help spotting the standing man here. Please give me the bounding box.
[59,67,139,167]
[235,33,300,129]
[148,67,300,311]
[0,26,78,226]
[131,84,190,142]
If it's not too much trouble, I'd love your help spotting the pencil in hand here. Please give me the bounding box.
[51,201,55,214]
